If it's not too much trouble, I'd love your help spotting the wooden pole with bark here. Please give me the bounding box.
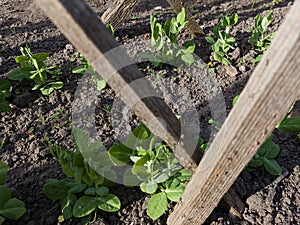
[101,0,204,36]
[101,0,140,30]
[166,0,205,36]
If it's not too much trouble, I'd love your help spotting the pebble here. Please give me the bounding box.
[154,6,163,11]
[0,57,4,65]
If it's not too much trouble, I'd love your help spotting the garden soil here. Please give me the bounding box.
[1,0,299,224]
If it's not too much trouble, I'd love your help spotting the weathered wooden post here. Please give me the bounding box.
[101,0,140,29]
[168,0,300,224]
[101,0,204,36]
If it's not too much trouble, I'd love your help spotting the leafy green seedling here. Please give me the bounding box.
[205,13,238,65]
[106,24,115,36]
[108,124,191,220]
[0,80,11,112]
[8,45,63,95]
[0,161,26,224]
[43,129,120,225]
[249,10,276,63]
[71,53,106,91]
[232,95,282,175]
[246,136,282,176]
[276,102,300,133]
[277,116,300,133]
[140,8,196,67]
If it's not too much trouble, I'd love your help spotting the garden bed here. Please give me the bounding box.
[0,0,299,224]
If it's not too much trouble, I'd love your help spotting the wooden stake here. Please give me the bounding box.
[101,0,140,29]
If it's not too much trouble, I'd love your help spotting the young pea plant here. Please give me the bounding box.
[139,8,196,67]
[8,45,63,95]
[108,124,191,220]
[0,161,26,224]
[43,129,120,225]
[0,79,11,112]
[71,53,106,91]
[249,10,276,63]
[232,95,282,175]
[205,13,238,66]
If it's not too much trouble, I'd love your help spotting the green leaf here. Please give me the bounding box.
[132,124,151,140]
[72,128,89,152]
[43,179,69,200]
[165,183,185,202]
[263,159,282,176]
[261,139,280,159]
[222,57,231,66]
[15,55,30,64]
[176,8,185,25]
[50,81,63,89]
[213,52,223,63]
[181,53,194,66]
[0,186,11,208]
[182,41,195,53]
[96,186,109,197]
[153,171,170,184]
[147,192,168,220]
[74,167,84,184]
[123,168,141,187]
[175,169,191,182]
[94,79,106,91]
[277,116,300,133]
[0,198,26,220]
[255,14,262,27]
[248,157,264,168]
[232,95,239,106]
[132,154,151,181]
[8,68,28,80]
[84,187,96,196]
[72,65,88,74]
[0,216,5,224]
[252,54,263,63]
[205,36,215,44]
[33,52,49,62]
[69,183,87,193]
[97,194,121,212]
[108,144,133,166]
[61,193,77,219]
[73,196,98,218]
[140,181,158,194]
[165,178,180,189]
[0,162,8,184]
[230,13,238,26]
[0,80,10,91]
[0,104,10,112]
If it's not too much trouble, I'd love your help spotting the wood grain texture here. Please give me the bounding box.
[166,0,205,36]
[101,0,140,29]
[168,0,300,224]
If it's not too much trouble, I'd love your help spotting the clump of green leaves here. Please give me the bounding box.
[71,53,106,91]
[245,135,282,175]
[0,160,26,224]
[108,124,191,220]
[249,10,276,63]
[140,8,196,67]
[8,45,63,95]
[206,13,238,65]
[43,129,120,225]
[0,80,11,112]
